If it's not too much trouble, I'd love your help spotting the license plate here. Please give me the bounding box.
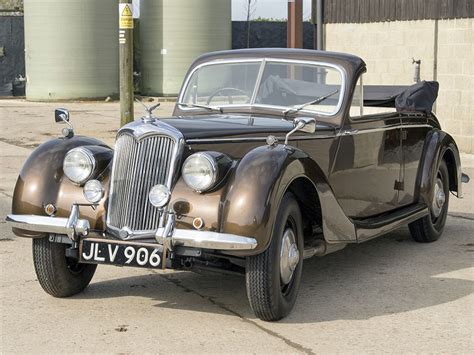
[79,238,164,269]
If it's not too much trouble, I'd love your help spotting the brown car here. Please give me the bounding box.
[6,49,469,321]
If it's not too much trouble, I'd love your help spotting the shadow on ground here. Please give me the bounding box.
[76,221,473,323]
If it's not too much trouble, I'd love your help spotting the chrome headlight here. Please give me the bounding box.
[83,179,104,203]
[182,152,217,192]
[63,147,95,184]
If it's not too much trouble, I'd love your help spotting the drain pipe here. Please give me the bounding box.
[313,0,325,83]
[316,0,324,50]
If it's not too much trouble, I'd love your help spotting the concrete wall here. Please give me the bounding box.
[436,19,473,154]
[325,18,473,154]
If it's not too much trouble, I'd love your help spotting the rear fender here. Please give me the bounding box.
[416,129,462,206]
[11,136,112,238]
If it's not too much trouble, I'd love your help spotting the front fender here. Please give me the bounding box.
[220,144,356,255]
[11,136,112,238]
[417,129,462,206]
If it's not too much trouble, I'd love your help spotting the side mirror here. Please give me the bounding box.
[55,108,70,123]
[294,117,316,134]
[54,108,74,138]
[284,117,316,145]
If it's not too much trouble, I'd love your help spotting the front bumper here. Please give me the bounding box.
[6,206,257,251]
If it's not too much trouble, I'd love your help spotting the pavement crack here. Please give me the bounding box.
[0,190,13,198]
[0,137,37,149]
[154,271,314,355]
[448,213,474,221]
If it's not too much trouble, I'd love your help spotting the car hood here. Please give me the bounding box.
[159,114,296,140]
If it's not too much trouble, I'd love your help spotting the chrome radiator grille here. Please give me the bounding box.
[107,133,176,232]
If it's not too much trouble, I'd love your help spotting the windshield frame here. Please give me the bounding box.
[177,57,347,117]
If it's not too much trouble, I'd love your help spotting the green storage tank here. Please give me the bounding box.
[140,0,232,96]
[24,0,119,101]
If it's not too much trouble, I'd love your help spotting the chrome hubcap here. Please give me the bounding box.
[432,177,446,218]
[280,228,300,285]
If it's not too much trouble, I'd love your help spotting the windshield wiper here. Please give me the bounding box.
[283,89,339,116]
[177,102,223,113]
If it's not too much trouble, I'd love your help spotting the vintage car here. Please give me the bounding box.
[7,49,469,321]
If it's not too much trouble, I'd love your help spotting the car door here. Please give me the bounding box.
[329,113,403,218]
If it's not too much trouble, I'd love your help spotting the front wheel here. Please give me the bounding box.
[409,160,450,243]
[33,237,97,297]
[245,192,304,321]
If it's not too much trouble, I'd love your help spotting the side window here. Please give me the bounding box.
[350,74,398,119]
[349,74,364,117]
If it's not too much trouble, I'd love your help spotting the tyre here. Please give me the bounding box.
[32,237,97,297]
[245,192,304,321]
[409,160,450,243]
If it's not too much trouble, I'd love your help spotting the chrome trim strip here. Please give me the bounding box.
[187,137,269,143]
[177,57,347,117]
[250,59,266,104]
[337,124,432,137]
[186,134,336,144]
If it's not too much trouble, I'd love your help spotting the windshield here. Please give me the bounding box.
[179,59,344,116]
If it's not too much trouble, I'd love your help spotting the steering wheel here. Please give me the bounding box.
[206,87,250,105]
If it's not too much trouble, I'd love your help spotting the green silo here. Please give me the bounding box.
[140,0,232,96]
[24,0,119,100]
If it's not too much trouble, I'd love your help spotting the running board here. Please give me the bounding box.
[353,204,429,242]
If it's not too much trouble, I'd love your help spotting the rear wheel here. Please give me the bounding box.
[33,237,97,297]
[409,160,450,243]
[245,192,304,321]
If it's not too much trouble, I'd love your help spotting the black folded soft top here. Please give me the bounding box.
[364,81,439,114]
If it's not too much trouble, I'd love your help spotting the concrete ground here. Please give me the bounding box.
[1,99,473,354]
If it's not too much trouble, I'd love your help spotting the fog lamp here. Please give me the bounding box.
[83,179,104,203]
[149,184,171,208]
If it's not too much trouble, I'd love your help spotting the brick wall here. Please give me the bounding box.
[436,19,473,153]
[325,18,473,154]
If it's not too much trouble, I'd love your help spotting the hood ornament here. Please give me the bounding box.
[135,99,161,123]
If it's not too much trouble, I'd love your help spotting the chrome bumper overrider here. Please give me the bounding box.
[6,204,89,241]
[6,207,257,251]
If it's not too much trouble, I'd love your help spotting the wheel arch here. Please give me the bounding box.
[442,146,460,195]
[286,176,323,245]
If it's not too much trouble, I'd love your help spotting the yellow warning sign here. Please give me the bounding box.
[119,3,133,29]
